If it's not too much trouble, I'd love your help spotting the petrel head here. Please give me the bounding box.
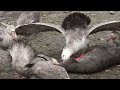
[61,12,91,61]
[61,37,88,61]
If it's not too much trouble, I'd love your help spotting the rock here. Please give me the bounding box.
[0,11,5,19]
[86,11,91,14]
[117,65,120,67]
[51,58,60,65]
[105,70,111,72]
[0,49,12,72]
[31,58,70,79]
[17,11,39,26]
[0,49,25,79]
[64,11,71,13]
[109,11,116,15]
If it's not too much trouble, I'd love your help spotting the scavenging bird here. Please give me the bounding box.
[14,12,120,61]
[0,11,39,48]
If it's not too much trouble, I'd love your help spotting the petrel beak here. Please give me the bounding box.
[11,31,18,40]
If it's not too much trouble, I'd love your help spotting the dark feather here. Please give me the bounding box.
[62,12,91,30]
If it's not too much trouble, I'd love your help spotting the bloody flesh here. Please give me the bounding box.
[74,48,93,61]
[74,53,85,61]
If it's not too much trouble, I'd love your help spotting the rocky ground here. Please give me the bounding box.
[1,11,120,79]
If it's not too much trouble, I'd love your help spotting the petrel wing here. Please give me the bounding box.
[15,22,65,36]
[87,21,120,37]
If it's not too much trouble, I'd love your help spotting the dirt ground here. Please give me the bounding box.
[1,11,120,79]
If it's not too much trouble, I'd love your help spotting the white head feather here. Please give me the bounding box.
[61,36,88,61]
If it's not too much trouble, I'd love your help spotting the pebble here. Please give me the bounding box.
[86,12,91,14]
[109,11,116,15]
[31,60,70,79]
[105,70,111,72]
[51,58,60,65]
[117,65,120,67]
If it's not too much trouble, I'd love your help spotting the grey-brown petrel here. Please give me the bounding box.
[0,11,40,48]
[15,12,120,61]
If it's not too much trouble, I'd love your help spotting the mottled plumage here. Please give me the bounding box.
[15,12,120,61]
[62,12,91,30]
[9,42,70,79]
[0,25,15,49]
